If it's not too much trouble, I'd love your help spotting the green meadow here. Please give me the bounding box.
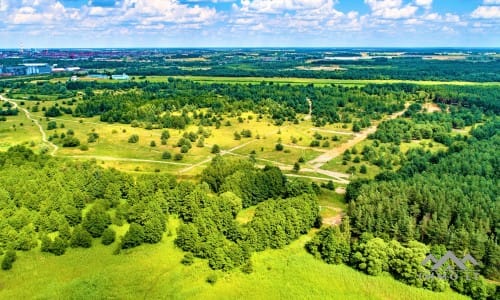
[0,218,467,300]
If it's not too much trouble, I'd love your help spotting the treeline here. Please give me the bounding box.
[307,223,497,299]
[66,79,405,128]
[53,56,500,82]
[340,120,499,298]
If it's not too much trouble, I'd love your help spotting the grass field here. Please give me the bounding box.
[0,217,467,300]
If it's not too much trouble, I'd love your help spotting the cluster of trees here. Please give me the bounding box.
[307,225,497,299]
[65,79,407,128]
[0,146,174,269]
[342,119,499,298]
[0,148,319,273]
[173,156,321,271]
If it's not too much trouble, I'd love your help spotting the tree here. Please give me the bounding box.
[70,225,93,248]
[360,165,368,174]
[1,250,16,270]
[293,162,300,172]
[101,228,116,245]
[150,140,156,147]
[162,151,172,159]
[128,134,139,143]
[49,236,67,256]
[121,223,145,249]
[47,121,57,130]
[82,205,111,238]
[211,144,221,154]
[143,217,164,244]
[275,143,284,151]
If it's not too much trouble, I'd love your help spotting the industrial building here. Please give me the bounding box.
[23,63,52,75]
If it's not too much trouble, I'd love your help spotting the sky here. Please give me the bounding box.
[0,0,498,48]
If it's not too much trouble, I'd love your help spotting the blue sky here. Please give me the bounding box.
[0,0,498,48]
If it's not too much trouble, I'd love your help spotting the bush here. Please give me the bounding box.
[101,228,116,245]
[211,144,221,154]
[181,253,194,266]
[162,151,172,159]
[174,153,183,161]
[128,134,139,143]
[1,250,16,270]
[70,226,93,248]
[121,223,144,249]
[79,144,89,151]
[150,141,156,147]
[206,274,218,285]
[47,121,57,130]
[50,237,67,256]
[62,137,80,147]
[275,143,284,151]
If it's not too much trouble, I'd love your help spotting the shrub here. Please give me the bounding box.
[181,253,194,266]
[128,134,139,143]
[70,225,93,248]
[275,143,284,151]
[162,151,172,159]
[1,250,16,270]
[211,144,221,154]
[101,228,116,245]
[121,223,144,249]
[62,137,80,147]
[206,274,218,285]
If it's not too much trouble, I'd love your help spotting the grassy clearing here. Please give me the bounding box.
[0,113,43,152]
[0,218,466,300]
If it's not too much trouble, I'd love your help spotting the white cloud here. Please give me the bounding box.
[483,0,500,4]
[365,0,417,19]
[471,5,500,18]
[414,0,432,9]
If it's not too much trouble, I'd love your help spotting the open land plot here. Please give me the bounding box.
[0,114,44,152]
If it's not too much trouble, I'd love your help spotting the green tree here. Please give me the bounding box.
[121,223,145,249]
[211,144,221,154]
[1,250,16,270]
[70,225,93,248]
[128,134,139,143]
[101,228,116,245]
[82,205,111,238]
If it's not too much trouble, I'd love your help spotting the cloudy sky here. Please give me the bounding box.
[0,0,498,48]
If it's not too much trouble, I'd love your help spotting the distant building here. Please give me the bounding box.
[23,63,52,75]
[5,66,27,76]
[112,73,130,80]
[70,75,78,82]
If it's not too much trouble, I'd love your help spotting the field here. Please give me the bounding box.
[2,96,358,183]
[0,218,467,300]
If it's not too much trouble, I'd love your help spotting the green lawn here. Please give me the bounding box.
[0,218,466,300]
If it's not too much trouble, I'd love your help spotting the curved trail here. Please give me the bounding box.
[0,95,59,155]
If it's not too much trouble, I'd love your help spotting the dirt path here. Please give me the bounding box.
[0,95,59,156]
[66,155,191,166]
[308,106,407,170]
